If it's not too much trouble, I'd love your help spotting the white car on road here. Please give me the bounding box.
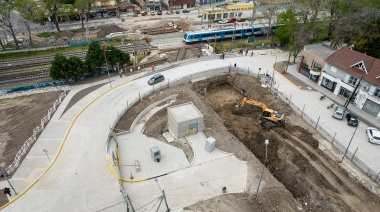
[366,127,380,144]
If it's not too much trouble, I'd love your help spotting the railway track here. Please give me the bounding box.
[0,44,158,87]
[0,44,158,71]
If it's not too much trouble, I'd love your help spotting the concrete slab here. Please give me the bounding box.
[117,133,191,180]
[186,132,233,165]
[163,132,175,143]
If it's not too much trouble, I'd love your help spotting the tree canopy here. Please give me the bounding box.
[85,41,105,74]
[106,45,131,69]
[50,53,86,81]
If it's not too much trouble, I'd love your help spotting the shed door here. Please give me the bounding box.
[187,123,198,136]
[363,99,380,117]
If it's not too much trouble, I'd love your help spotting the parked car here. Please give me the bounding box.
[141,11,147,16]
[176,10,180,14]
[157,10,162,15]
[332,106,346,120]
[346,113,359,127]
[228,18,237,23]
[148,73,165,85]
[98,8,108,14]
[150,11,155,15]
[183,9,190,13]
[219,19,228,24]
[237,18,246,22]
[366,127,380,144]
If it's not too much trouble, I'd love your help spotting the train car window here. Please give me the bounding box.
[236,30,242,34]
[194,35,199,38]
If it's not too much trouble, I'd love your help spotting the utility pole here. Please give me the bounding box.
[251,1,255,25]
[254,139,269,202]
[340,126,358,163]
[344,76,363,108]
[154,178,170,211]
[85,15,90,42]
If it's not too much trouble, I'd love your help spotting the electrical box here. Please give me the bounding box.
[150,146,161,162]
[205,137,216,153]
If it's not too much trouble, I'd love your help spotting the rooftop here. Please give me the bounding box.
[325,48,380,86]
[304,44,337,60]
[168,102,203,123]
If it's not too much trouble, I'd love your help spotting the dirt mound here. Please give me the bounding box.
[56,30,74,38]
[96,24,125,38]
[175,21,190,31]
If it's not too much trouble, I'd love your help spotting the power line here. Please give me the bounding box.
[134,196,160,211]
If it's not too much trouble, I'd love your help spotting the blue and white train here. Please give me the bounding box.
[183,24,280,44]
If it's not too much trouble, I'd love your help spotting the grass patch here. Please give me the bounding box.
[0,45,89,60]
[36,32,57,38]
[137,55,147,63]
[212,38,273,53]
[0,95,30,104]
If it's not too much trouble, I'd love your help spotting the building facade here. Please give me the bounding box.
[319,48,380,118]
[299,44,337,83]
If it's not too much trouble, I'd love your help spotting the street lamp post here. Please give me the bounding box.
[103,49,112,88]
[270,55,277,93]
[154,178,170,212]
[340,126,358,163]
[254,139,269,202]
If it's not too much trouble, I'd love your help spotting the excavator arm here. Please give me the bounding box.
[240,97,268,111]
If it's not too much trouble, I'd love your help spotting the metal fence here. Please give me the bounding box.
[5,86,70,174]
[109,64,380,185]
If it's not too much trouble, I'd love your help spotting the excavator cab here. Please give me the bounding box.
[239,97,285,129]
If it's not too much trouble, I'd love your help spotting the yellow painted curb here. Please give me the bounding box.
[0,79,132,210]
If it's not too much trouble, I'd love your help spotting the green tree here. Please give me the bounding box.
[14,0,40,47]
[352,18,380,58]
[50,54,68,81]
[275,8,298,46]
[41,0,61,32]
[67,56,86,80]
[74,0,88,29]
[106,45,130,69]
[0,0,19,48]
[50,54,86,81]
[85,41,105,74]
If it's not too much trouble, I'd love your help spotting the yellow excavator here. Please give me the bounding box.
[239,97,285,129]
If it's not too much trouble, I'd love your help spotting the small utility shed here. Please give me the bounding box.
[167,102,204,139]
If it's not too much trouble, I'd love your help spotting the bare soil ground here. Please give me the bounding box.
[0,92,62,205]
[118,73,380,211]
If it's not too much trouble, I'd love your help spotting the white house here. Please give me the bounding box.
[319,48,380,118]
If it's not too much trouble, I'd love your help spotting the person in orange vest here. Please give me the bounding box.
[152,65,155,71]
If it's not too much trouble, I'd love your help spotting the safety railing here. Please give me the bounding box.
[5,86,70,174]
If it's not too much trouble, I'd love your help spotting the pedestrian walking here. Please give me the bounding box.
[241,86,246,94]
[152,65,155,72]
[119,70,123,78]
[250,51,253,57]
[222,52,225,60]
[4,187,11,196]
[234,63,236,67]
[220,53,222,59]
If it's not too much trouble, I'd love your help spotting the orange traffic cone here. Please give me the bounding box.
[130,172,134,179]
